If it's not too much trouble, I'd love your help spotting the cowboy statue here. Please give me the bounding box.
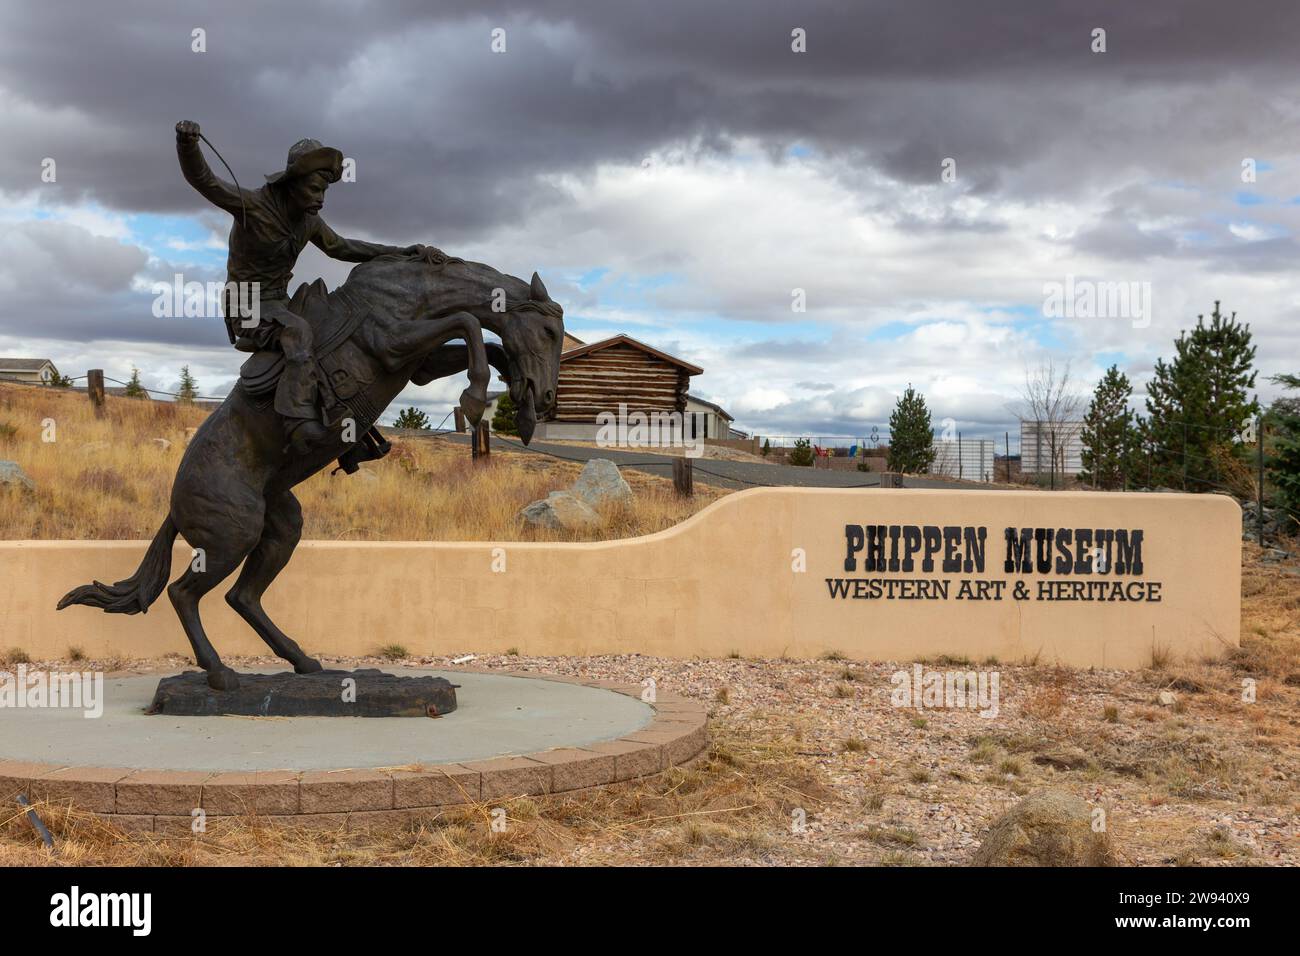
[175,120,425,453]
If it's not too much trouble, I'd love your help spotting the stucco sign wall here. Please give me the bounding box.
[791,489,1239,668]
[1,489,1240,668]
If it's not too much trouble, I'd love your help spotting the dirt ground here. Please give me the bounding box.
[2,543,1295,867]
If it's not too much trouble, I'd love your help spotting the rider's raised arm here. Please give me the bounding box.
[175,123,248,217]
[311,217,406,263]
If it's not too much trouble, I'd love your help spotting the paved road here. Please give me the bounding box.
[426,431,983,491]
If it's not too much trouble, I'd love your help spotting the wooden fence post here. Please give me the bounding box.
[471,420,491,463]
[87,369,105,418]
[673,457,694,496]
[453,407,466,433]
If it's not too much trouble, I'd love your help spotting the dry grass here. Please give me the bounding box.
[1231,539,1300,683]
[0,383,727,542]
[0,720,829,867]
[2,382,1297,866]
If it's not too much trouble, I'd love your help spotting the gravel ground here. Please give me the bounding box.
[469,652,1296,866]
[31,649,1293,866]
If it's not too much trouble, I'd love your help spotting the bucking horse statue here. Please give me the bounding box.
[58,252,564,689]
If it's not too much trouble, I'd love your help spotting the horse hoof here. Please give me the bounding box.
[459,388,486,426]
[295,657,323,674]
[207,667,240,691]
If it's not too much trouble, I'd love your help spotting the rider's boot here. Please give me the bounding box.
[287,418,330,455]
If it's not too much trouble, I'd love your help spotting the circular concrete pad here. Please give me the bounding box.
[0,669,709,828]
[1,669,653,770]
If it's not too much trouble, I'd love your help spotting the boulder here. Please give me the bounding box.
[518,491,600,531]
[0,460,34,493]
[570,458,633,509]
[971,790,1113,866]
[150,437,172,451]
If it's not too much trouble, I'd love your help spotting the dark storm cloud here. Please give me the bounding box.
[3,0,1298,438]
[3,0,1299,241]
[1070,218,1180,261]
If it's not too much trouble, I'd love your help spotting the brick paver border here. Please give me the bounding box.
[0,673,707,832]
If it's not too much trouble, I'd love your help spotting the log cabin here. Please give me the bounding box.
[480,333,734,442]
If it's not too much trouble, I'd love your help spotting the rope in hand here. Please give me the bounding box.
[197,131,248,230]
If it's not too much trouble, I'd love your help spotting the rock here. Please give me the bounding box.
[150,437,172,451]
[146,668,458,717]
[971,790,1113,866]
[1261,548,1290,563]
[570,458,633,509]
[1158,690,1177,706]
[0,460,34,493]
[518,491,601,531]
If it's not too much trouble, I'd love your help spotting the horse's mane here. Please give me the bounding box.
[338,250,561,318]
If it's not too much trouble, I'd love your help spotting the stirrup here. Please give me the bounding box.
[333,427,392,475]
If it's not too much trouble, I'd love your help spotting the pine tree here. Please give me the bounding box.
[177,366,198,403]
[1267,373,1300,529]
[491,391,519,436]
[393,407,430,430]
[1144,302,1258,490]
[1079,365,1141,489]
[887,385,936,474]
[124,368,147,398]
[788,437,814,466]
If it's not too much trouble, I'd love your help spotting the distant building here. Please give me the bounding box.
[930,438,996,482]
[684,394,734,441]
[480,333,734,442]
[1020,419,1084,477]
[0,358,60,384]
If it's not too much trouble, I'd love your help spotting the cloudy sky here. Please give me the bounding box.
[1,0,1297,442]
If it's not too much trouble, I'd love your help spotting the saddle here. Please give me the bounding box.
[237,278,391,475]
[238,279,367,400]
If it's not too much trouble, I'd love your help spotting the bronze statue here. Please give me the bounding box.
[57,123,564,691]
[174,120,430,453]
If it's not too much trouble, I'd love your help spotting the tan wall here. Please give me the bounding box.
[1,489,1240,668]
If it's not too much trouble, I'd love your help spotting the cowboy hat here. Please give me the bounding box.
[265,138,343,184]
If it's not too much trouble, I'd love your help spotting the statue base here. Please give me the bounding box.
[145,668,459,718]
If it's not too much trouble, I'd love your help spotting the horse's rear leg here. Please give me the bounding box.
[168,524,263,691]
[224,492,321,674]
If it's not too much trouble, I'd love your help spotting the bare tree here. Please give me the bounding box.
[1013,360,1084,489]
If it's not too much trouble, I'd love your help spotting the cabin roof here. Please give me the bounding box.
[559,334,703,375]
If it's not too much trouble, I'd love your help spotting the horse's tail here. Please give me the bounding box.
[56,515,178,615]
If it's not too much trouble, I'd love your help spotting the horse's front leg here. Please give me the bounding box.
[444,312,490,426]
[367,310,490,425]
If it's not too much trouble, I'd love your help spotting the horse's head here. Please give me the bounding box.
[490,271,563,444]
[347,253,564,443]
